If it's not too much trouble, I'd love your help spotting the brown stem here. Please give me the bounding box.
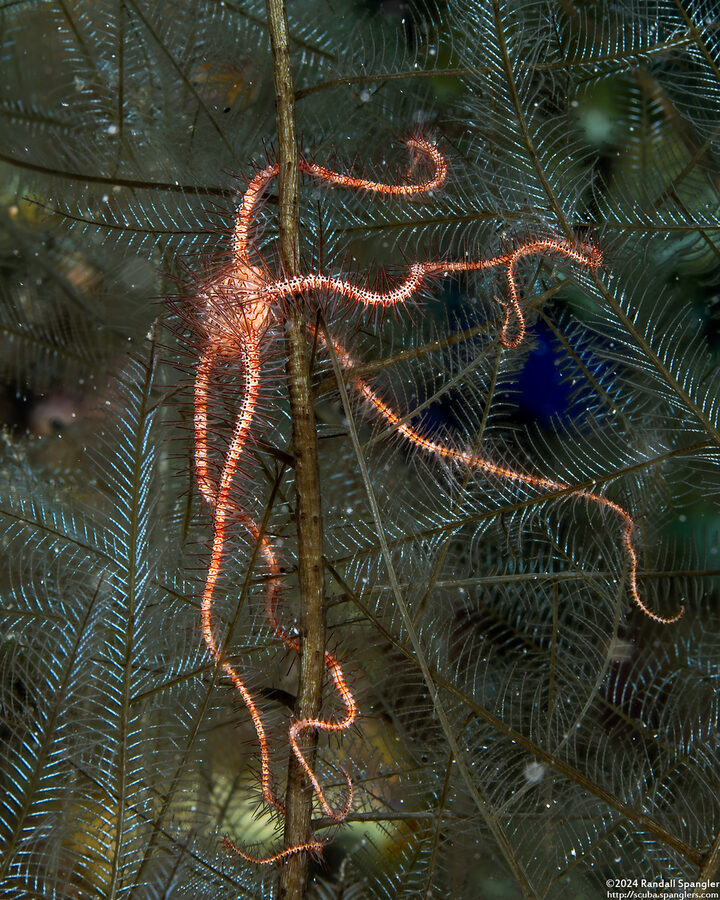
[264,1,326,897]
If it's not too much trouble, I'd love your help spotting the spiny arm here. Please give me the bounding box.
[232,138,447,267]
[318,327,683,625]
[299,137,447,196]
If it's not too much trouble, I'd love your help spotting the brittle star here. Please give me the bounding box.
[192,137,684,864]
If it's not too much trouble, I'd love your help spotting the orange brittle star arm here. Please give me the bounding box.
[232,137,447,270]
[195,340,340,858]
[262,236,602,316]
[286,650,357,822]
[196,325,357,859]
[222,836,325,866]
[197,338,287,816]
[434,237,603,348]
[261,544,358,823]
[318,328,683,626]
[197,340,342,861]
[194,347,219,508]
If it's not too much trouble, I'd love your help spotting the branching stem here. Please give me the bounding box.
[264,1,327,897]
